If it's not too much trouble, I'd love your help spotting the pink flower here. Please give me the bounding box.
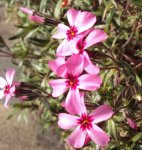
[69,29,108,74]
[127,118,137,129]
[52,8,96,56]
[58,96,113,148]
[20,7,45,24]
[0,69,15,107]
[48,55,102,114]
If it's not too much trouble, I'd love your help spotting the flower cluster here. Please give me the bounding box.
[0,7,114,149]
[48,8,113,148]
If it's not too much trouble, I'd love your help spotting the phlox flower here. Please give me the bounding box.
[20,7,45,24]
[48,54,102,114]
[52,8,96,56]
[0,69,15,107]
[58,93,113,148]
[68,29,108,74]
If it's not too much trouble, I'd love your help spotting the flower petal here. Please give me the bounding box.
[78,74,102,91]
[6,69,15,86]
[58,113,79,129]
[0,90,4,99]
[4,94,11,108]
[48,57,66,77]
[66,54,83,76]
[0,77,7,89]
[56,64,67,78]
[52,24,69,39]
[65,88,83,114]
[79,92,87,115]
[67,9,81,26]
[87,124,110,147]
[77,11,96,34]
[90,104,113,123]
[10,86,15,96]
[84,29,108,49]
[127,118,137,129]
[83,52,100,74]
[56,39,73,56]
[29,15,45,24]
[20,7,33,15]
[67,126,87,148]
[49,79,68,97]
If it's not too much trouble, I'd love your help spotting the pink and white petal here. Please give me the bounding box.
[58,113,79,129]
[65,88,83,114]
[83,52,100,74]
[67,9,81,26]
[52,24,69,39]
[84,29,108,49]
[90,104,113,123]
[78,74,102,91]
[67,126,87,148]
[66,54,83,76]
[6,69,15,86]
[10,86,15,96]
[0,90,4,99]
[4,94,11,108]
[0,77,7,89]
[87,124,110,147]
[85,29,108,49]
[48,57,65,74]
[79,92,87,115]
[69,38,80,54]
[56,64,67,78]
[20,7,33,15]
[56,39,73,56]
[77,12,96,34]
[49,79,68,97]
[29,15,45,24]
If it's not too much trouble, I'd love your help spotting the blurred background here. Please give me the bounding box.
[0,2,64,150]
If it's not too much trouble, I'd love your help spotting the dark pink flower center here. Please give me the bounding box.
[77,113,93,130]
[66,26,78,41]
[66,74,79,90]
[4,84,11,95]
[76,37,86,54]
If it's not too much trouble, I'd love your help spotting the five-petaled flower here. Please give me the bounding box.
[0,69,15,107]
[48,55,102,114]
[52,8,96,56]
[58,93,113,148]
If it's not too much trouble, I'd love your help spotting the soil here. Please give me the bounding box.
[0,3,65,150]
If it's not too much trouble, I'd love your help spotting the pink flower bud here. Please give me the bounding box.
[127,118,137,129]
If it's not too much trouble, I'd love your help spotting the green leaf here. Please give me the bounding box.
[102,69,116,88]
[108,119,118,140]
[27,38,49,47]
[131,132,142,143]
[136,75,142,87]
[118,61,135,77]
[54,0,62,19]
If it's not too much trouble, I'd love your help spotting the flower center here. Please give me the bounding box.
[77,113,93,130]
[66,26,78,41]
[66,74,79,90]
[4,84,11,95]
